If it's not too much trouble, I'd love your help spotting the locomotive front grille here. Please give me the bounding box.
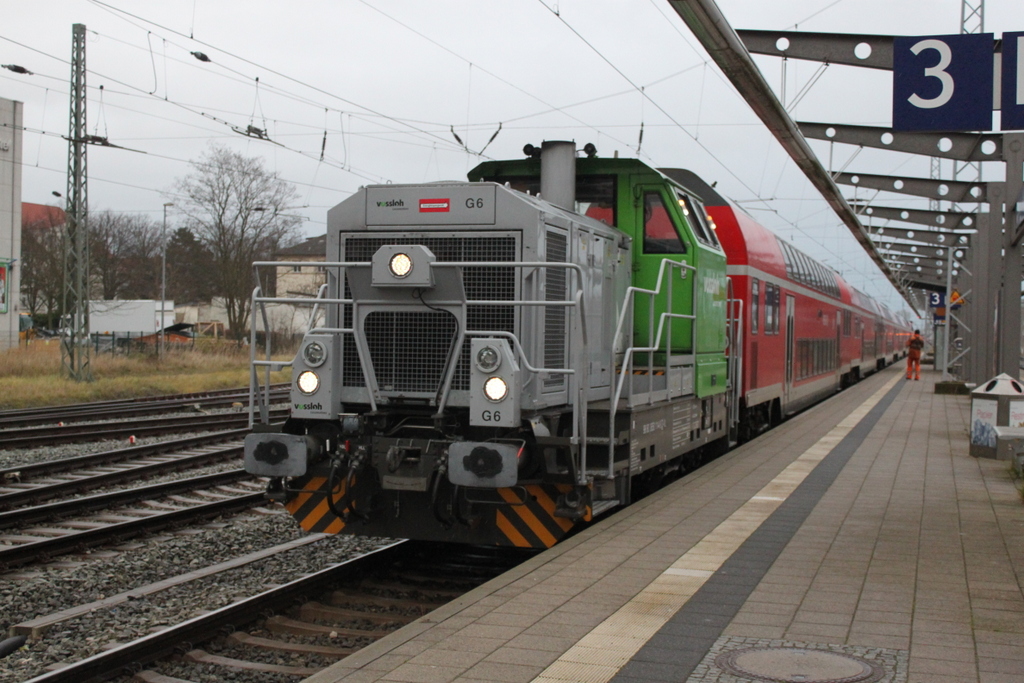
[342,234,517,393]
[365,311,457,393]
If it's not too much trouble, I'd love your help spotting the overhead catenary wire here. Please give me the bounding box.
[354,0,639,153]
[85,0,492,152]
[0,32,392,184]
[2,122,352,212]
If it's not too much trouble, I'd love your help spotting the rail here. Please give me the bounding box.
[249,258,593,485]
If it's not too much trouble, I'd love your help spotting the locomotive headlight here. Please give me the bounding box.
[475,345,501,372]
[302,341,327,367]
[483,376,508,402]
[297,370,320,395]
[388,252,413,278]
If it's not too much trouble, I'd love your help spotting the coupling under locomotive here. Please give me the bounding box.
[244,141,735,548]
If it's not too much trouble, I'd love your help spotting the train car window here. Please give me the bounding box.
[751,278,760,335]
[843,310,852,336]
[775,236,841,299]
[780,241,793,272]
[770,286,778,333]
[772,286,781,334]
[798,253,811,284]
[643,192,687,253]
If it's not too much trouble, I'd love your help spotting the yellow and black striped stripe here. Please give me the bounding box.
[494,484,591,548]
[285,475,349,534]
[283,477,590,548]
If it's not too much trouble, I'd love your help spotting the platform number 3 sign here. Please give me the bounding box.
[894,32,1024,132]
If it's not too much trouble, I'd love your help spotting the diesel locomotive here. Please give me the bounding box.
[243,141,908,548]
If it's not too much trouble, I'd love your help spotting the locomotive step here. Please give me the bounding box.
[590,500,620,517]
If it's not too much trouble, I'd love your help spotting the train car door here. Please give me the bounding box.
[836,317,842,381]
[784,295,795,401]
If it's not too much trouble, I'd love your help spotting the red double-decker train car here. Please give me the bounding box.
[662,170,911,441]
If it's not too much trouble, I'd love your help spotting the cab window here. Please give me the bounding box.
[677,192,719,248]
[643,192,686,254]
[484,174,618,226]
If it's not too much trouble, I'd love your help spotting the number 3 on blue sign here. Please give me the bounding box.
[929,292,944,308]
[907,40,954,109]
[893,33,993,132]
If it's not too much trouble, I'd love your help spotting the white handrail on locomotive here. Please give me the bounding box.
[249,281,332,425]
[607,256,697,478]
[247,257,594,484]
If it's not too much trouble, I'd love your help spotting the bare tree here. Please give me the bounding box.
[89,210,161,300]
[175,144,301,339]
[20,206,66,329]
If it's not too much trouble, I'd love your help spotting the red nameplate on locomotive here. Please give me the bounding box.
[419,198,450,212]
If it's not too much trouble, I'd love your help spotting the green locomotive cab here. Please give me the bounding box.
[469,154,729,399]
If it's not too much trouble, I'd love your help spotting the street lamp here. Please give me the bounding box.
[161,202,173,359]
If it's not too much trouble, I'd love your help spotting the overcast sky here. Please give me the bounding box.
[1,0,1019,316]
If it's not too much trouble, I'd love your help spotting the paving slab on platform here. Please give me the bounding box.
[304,367,1024,683]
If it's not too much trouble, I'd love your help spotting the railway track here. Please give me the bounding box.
[16,541,530,683]
[0,384,288,428]
[0,407,288,450]
[0,432,248,509]
[0,474,266,568]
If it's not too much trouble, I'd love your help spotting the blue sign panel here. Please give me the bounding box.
[1004,31,1024,131]
[928,291,945,308]
[893,33,993,131]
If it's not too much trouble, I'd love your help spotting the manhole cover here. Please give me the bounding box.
[715,647,886,683]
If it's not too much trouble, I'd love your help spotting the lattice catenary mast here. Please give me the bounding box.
[61,23,91,381]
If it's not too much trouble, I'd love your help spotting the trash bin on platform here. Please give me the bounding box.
[970,373,1024,458]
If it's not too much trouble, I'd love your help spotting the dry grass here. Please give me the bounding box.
[0,341,291,410]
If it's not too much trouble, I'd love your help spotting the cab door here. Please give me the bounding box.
[631,186,693,359]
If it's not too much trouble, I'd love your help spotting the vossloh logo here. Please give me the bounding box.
[376,199,404,208]
[294,402,323,411]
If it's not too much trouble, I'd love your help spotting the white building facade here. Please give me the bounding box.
[0,97,23,352]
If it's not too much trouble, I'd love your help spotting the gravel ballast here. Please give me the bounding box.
[0,409,398,682]
[0,508,393,682]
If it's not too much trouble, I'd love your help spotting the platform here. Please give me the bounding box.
[306,366,1024,683]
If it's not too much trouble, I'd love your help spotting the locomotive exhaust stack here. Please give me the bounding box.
[539,140,576,211]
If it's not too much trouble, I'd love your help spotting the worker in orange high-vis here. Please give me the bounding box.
[906,329,925,380]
